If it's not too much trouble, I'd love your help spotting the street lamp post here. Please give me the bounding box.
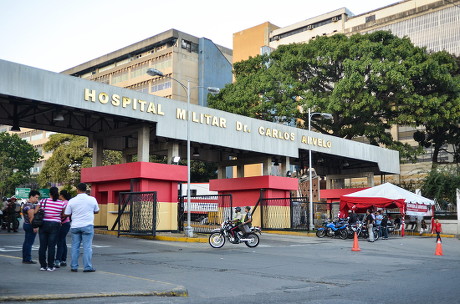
[146,68,219,237]
[308,108,333,231]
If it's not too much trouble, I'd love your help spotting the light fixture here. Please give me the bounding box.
[192,147,200,157]
[308,108,333,231]
[147,68,220,238]
[286,171,292,177]
[273,159,279,166]
[53,112,64,121]
[172,156,181,164]
[343,161,350,168]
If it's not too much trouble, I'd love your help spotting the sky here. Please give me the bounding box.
[0,0,399,73]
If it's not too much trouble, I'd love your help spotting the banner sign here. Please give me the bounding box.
[406,202,432,216]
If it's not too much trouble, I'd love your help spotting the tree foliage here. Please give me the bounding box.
[421,166,460,207]
[37,134,121,187]
[0,132,42,197]
[209,31,460,162]
[410,52,460,165]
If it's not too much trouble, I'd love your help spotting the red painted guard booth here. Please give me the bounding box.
[210,176,298,227]
[81,162,186,230]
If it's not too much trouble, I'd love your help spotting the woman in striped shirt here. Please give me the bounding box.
[35,186,65,271]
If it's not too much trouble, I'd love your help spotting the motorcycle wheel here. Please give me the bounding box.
[316,229,326,238]
[244,233,260,248]
[374,230,379,241]
[347,229,354,239]
[209,232,225,248]
[13,218,20,231]
[339,229,348,240]
[326,229,335,237]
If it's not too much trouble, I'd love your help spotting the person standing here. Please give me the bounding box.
[65,183,99,273]
[239,206,253,236]
[375,210,383,237]
[433,219,442,242]
[36,187,65,271]
[366,209,375,242]
[22,190,41,264]
[380,214,389,240]
[55,190,72,268]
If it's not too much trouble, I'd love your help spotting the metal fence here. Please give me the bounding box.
[113,191,158,237]
[258,197,309,230]
[178,194,232,233]
[257,197,340,230]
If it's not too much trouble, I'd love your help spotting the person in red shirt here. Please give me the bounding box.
[433,219,442,242]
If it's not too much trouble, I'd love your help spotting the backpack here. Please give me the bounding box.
[32,199,47,228]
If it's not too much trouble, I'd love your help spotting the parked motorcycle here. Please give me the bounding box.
[316,218,348,240]
[209,220,260,248]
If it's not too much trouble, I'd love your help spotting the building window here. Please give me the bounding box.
[151,80,172,93]
[181,39,192,52]
[365,15,376,23]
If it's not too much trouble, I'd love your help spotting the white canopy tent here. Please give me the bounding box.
[340,183,435,236]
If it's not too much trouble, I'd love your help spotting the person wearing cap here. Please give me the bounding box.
[230,207,243,239]
[239,206,253,236]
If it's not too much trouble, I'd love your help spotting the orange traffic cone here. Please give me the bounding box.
[352,232,361,251]
[435,239,443,256]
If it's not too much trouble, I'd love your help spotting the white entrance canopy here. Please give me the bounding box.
[0,59,400,176]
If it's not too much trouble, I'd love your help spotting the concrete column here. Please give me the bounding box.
[137,125,150,162]
[263,157,272,176]
[121,150,133,163]
[325,177,333,189]
[167,142,180,164]
[237,165,244,178]
[217,166,226,179]
[367,172,375,187]
[92,138,103,167]
[280,157,290,177]
[334,179,345,188]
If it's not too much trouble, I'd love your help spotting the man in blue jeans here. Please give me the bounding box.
[64,183,99,272]
[22,190,41,264]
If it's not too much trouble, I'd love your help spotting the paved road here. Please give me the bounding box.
[1,229,459,304]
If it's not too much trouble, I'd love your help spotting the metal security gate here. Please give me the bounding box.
[178,194,232,233]
[259,196,310,230]
[113,191,158,237]
[313,202,340,228]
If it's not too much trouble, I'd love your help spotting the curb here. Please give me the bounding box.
[95,229,208,243]
[95,229,455,242]
[0,287,188,302]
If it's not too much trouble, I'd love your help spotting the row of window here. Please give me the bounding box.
[270,15,342,42]
[91,53,173,85]
[371,6,460,56]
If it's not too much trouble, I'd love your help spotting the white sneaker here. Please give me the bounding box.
[40,267,47,271]
[47,267,56,272]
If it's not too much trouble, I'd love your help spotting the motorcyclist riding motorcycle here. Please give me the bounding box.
[230,207,243,239]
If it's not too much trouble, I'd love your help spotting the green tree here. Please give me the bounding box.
[410,52,460,166]
[0,132,42,197]
[38,134,121,187]
[209,31,460,161]
[421,166,460,208]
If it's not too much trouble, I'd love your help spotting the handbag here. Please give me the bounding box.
[32,199,47,228]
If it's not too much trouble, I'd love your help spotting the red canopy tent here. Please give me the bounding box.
[340,183,435,237]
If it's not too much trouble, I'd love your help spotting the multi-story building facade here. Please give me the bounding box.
[233,0,460,185]
[63,29,232,107]
[5,29,232,175]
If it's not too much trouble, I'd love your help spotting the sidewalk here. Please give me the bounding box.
[0,231,188,302]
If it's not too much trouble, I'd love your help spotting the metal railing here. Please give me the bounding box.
[112,191,158,237]
[178,194,232,233]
